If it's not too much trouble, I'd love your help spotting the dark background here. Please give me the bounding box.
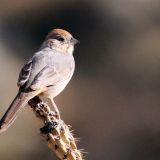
[1,0,160,160]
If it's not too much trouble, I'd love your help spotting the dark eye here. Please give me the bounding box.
[57,36,65,42]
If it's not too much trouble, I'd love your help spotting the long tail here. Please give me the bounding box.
[0,89,43,133]
[0,92,29,133]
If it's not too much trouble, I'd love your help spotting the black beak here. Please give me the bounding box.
[71,37,80,45]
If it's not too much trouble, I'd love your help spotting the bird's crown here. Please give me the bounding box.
[46,28,72,40]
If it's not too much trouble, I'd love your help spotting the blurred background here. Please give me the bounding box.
[1,0,160,160]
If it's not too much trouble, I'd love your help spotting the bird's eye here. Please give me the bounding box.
[57,36,65,42]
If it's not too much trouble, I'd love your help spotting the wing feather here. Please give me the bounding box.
[17,59,32,87]
[30,65,72,90]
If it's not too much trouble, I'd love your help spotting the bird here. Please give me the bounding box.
[0,28,79,133]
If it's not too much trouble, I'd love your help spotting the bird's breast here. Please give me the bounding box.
[42,78,71,98]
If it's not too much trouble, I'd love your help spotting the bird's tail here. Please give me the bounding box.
[0,92,30,133]
[0,89,43,133]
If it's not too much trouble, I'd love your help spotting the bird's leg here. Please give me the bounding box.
[49,98,61,119]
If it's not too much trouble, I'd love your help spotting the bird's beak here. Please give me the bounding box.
[71,37,80,45]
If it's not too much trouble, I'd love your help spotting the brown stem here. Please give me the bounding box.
[28,97,84,160]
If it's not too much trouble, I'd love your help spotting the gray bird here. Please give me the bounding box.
[0,28,79,133]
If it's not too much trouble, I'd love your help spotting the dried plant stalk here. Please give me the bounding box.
[28,97,83,160]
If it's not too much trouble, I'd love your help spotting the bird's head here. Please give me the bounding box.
[41,28,79,55]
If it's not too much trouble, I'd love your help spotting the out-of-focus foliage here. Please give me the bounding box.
[0,0,160,160]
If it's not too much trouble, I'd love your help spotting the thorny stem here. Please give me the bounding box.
[28,97,84,160]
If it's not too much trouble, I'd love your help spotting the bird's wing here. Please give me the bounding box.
[17,58,33,87]
[30,64,73,90]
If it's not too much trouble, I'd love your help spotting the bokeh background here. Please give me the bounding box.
[1,0,160,160]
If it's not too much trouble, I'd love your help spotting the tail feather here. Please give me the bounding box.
[0,92,29,133]
[0,88,45,133]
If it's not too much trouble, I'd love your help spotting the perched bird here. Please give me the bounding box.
[0,28,79,133]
